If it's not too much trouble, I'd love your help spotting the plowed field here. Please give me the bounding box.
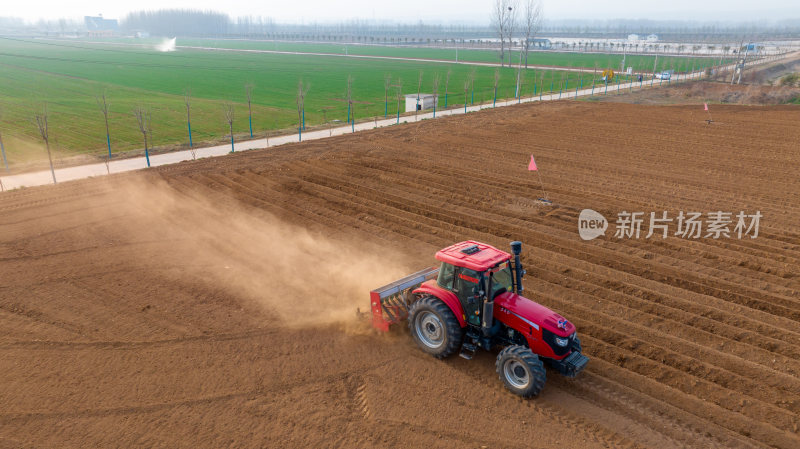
[1,101,799,448]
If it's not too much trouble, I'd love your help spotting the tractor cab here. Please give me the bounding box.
[434,242,515,326]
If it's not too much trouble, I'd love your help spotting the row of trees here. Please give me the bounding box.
[122,10,230,36]
[541,18,800,37]
[3,11,800,42]
[117,12,800,41]
[547,41,752,56]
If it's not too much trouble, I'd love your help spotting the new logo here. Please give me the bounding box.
[578,209,608,241]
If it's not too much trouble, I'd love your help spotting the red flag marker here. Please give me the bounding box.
[528,154,549,202]
[703,102,714,124]
[528,155,538,171]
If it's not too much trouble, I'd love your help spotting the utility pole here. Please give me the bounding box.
[652,54,658,76]
[184,89,194,159]
[34,104,56,184]
[732,39,743,84]
[96,92,112,163]
[393,81,403,124]
[246,84,254,137]
[737,42,750,85]
[515,45,523,98]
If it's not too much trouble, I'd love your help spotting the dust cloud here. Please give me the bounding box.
[117,179,415,328]
[156,38,177,52]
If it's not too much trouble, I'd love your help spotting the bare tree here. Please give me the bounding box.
[492,0,511,67]
[394,78,403,123]
[224,102,235,152]
[506,0,519,67]
[444,68,452,108]
[184,88,195,160]
[296,79,310,139]
[521,0,542,68]
[493,69,501,106]
[96,91,112,173]
[383,74,391,117]
[469,68,476,105]
[33,104,56,184]
[133,105,152,167]
[345,75,353,125]
[245,83,254,137]
[319,106,335,136]
[463,76,470,113]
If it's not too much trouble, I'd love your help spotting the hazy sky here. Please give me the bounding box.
[7,0,798,23]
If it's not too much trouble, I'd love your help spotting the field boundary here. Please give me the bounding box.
[0,53,783,191]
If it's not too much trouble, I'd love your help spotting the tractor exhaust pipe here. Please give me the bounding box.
[511,241,524,295]
[482,298,494,337]
[480,272,494,338]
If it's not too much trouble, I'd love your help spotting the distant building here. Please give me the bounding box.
[405,94,436,112]
[627,34,640,42]
[85,15,118,37]
[528,38,551,49]
[646,34,659,42]
[744,43,760,52]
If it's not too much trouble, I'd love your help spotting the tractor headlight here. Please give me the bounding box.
[554,336,569,347]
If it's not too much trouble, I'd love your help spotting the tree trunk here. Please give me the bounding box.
[45,141,56,184]
[524,42,529,68]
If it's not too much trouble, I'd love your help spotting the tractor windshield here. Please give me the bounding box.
[490,262,513,297]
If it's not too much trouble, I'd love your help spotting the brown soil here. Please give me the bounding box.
[592,79,800,105]
[1,100,799,448]
[744,53,800,85]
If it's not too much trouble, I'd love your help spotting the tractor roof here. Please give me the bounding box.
[435,241,511,272]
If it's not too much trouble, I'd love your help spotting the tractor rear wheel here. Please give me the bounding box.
[408,296,463,359]
[496,345,546,397]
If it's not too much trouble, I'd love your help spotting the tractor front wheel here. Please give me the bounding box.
[496,345,546,397]
[408,296,463,359]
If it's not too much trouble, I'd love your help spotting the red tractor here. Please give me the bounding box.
[370,240,588,397]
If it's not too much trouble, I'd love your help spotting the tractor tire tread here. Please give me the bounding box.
[408,296,463,359]
[496,345,547,398]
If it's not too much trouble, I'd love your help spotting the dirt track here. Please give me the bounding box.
[1,100,799,448]
[595,80,800,105]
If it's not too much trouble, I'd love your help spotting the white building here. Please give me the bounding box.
[627,34,640,42]
[405,94,436,112]
[646,34,659,42]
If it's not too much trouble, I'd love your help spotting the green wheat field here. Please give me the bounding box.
[0,37,718,164]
